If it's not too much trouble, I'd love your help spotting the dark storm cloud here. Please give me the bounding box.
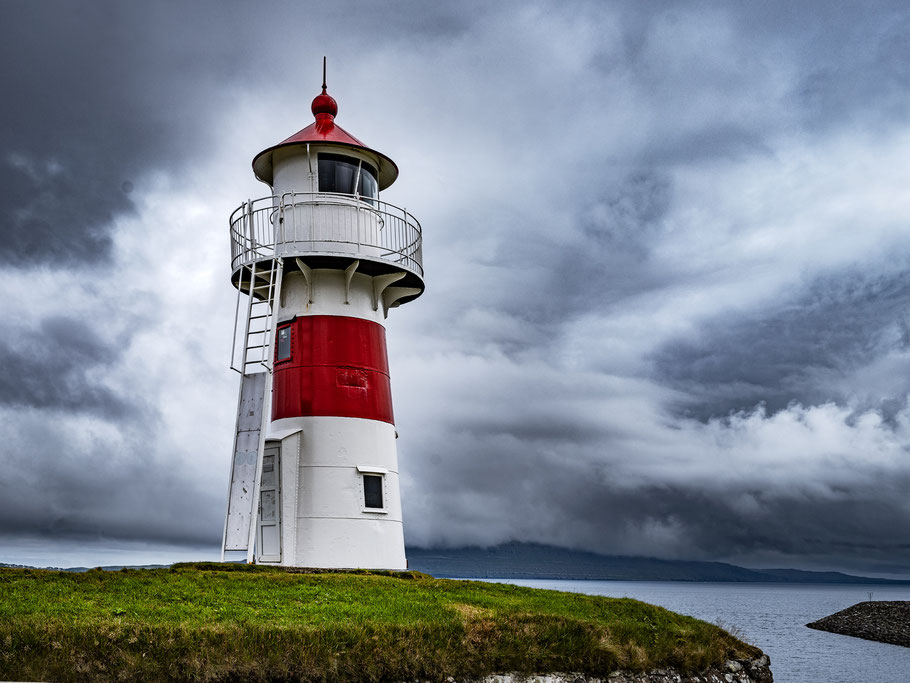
[0,0,254,266]
[638,125,771,166]
[0,0,495,267]
[4,0,910,573]
[558,171,675,308]
[603,481,910,573]
[0,417,222,546]
[0,0,491,560]
[0,316,136,418]
[0,156,124,265]
[653,265,910,420]
[394,0,910,574]
[403,399,910,573]
[421,0,910,344]
[730,1,910,131]
[595,0,910,133]
[422,168,678,361]
[542,479,910,570]
[0,314,220,545]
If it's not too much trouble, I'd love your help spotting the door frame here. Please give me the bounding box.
[256,442,282,563]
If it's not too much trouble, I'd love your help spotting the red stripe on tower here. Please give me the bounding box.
[271,315,394,424]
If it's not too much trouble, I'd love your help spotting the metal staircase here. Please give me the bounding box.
[221,258,284,562]
[230,259,284,374]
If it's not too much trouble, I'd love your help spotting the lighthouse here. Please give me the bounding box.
[220,66,423,569]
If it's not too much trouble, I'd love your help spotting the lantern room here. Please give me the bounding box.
[227,79,423,310]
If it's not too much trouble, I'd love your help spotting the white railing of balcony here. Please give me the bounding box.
[229,192,423,278]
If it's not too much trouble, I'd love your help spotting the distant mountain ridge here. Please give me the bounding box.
[3,544,907,583]
[405,543,910,584]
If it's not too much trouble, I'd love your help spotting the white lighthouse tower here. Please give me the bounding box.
[220,66,423,569]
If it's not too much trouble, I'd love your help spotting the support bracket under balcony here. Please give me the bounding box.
[344,260,359,304]
[371,272,406,312]
[382,287,423,318]
[295,258,314,303]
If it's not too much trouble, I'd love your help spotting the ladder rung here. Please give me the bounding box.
[243,263,277,273]
[231,259,281,392]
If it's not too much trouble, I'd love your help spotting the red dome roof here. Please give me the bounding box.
[252,84,398,189]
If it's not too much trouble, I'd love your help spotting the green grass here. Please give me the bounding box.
[0,563,760,682]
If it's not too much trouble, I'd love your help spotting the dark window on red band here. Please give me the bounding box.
[276,326,291,362]
[363,474,384,509]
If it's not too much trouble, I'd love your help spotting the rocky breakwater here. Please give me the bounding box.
[468,655,773,682]
[807,600,910,648]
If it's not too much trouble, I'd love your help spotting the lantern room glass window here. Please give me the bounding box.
[318,153,378,201]
[276,326,292,362]
[362,474,384,509]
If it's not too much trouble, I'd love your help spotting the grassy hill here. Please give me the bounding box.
[0,563,761,682]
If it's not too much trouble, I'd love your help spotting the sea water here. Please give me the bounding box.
[483,579,910,683]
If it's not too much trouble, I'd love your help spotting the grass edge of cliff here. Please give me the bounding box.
[0,562,763,681]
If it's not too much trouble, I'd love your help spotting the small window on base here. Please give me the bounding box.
[363,474,384,509]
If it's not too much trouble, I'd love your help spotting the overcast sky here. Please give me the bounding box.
[2,0,910,576]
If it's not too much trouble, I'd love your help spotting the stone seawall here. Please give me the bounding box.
[461,655,773,683]
[807,600,910,647]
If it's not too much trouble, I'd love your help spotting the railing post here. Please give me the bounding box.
[246,199,254,260]
[278,195,285,248]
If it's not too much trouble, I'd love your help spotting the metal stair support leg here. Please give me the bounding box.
[246,257,283,563]
[221,257,284,562]
[220,372,267,559]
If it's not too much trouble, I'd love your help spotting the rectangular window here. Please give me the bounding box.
[363,474,384,509]
[276,326,291,362]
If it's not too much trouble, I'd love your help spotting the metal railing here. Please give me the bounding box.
[229,192,423,278]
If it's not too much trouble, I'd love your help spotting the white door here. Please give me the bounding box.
[257,444,282,563]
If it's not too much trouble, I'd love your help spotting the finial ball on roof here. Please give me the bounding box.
[312,86,338,118]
